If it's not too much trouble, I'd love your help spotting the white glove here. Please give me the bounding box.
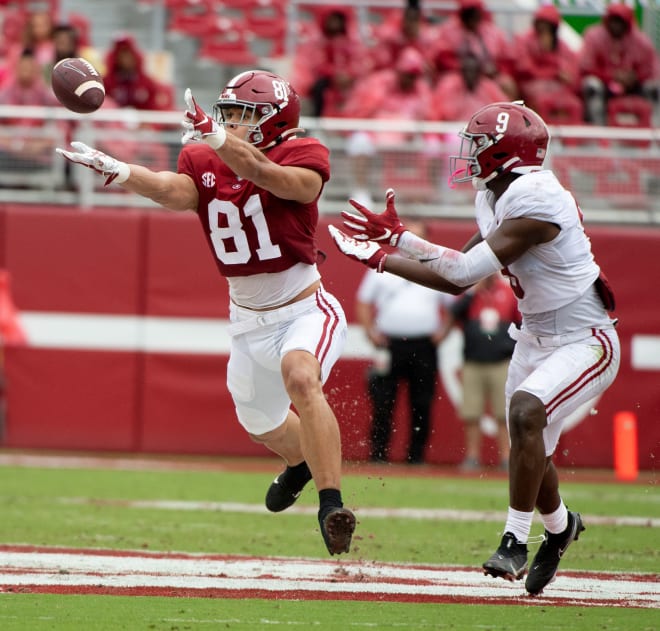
[55,141,130,186]
[181,88,226,149]
[328,225,388,272]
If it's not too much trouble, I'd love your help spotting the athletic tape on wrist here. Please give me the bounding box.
[114,162,130,184]
[204,126,227,150]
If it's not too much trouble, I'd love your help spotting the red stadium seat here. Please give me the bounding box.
[198,20,257,67]
[607,95,653,149]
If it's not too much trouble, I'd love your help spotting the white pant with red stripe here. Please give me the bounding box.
[505,325,620,456]
[226,285,347,435]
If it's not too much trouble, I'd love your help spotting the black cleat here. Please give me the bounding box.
[319,507,356,555]
[265,462,312,512]
[525,511,585,595]
[483,532,528,581]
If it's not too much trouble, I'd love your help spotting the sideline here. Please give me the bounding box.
[0,451,655,485]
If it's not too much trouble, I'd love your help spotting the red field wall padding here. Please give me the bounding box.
[0,205,658,469]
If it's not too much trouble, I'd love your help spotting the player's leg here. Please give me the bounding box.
[524,330,620,594]
[281,349,342,490]
[226,330,312,513]
[280,288,355,555]
[281,348,355,555]
[483,340,550,581]
[252,410,313,513]
[482,387,546,582]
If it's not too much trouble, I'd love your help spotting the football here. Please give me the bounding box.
[51,57,105,114]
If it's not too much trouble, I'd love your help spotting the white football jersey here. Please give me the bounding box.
[474,170,600,316]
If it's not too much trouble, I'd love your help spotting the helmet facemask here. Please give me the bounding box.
[213,100,278,148]
[449,131,502,191]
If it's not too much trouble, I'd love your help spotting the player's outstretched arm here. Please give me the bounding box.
[328,225,466,295]
[56,142,198,211]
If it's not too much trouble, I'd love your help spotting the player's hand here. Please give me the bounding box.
[328,225,387,272]
[181,88,226,149]
[55,141,129,186]
[341,188,406,246]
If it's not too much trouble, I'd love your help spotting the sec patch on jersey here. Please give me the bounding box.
[51,57,105,114]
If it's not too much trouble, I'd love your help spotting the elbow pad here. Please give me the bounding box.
[422,240,502,287]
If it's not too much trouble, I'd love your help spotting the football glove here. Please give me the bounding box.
[55,141,129,186]
[181,88,226,149]
[328,225,387,272]
[341,188,406,246]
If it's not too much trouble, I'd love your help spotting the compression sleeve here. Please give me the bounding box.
[398,231,502,287]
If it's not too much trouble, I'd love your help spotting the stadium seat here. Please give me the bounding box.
[198,20,257,67]
[166,0,216,38]
[607,95,653,149]
[244,0,288,58]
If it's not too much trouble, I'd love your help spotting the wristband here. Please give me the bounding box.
[204,125,227,150]
[114,161,130,184]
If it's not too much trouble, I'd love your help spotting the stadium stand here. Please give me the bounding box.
[0,0,657,222]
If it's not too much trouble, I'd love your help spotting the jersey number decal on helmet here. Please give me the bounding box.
[272,80,288,102]
[495,112,510,134]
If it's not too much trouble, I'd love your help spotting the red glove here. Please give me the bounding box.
[328,225,387,272]
[341,188,406,246]
[181,88,226,149]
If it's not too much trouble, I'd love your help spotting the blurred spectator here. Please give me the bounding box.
[430,52,507,193]
[431,52,507,122]
[369,0,438,79]
[438,273,520,471]
[14,10,55,68]
[0,48,62,168]
[513,5,583,125]
[103,34,172,111]
[580,3,660,126]
[2,10,56,87]
[342,47,433,205]
[430,0,517,99]
[356,219,453,464]
[46,23,103,82]
[291,6,371,117]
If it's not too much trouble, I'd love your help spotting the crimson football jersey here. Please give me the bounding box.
[178,137,330,277]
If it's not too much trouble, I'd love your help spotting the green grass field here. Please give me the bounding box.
[0,453,657,630]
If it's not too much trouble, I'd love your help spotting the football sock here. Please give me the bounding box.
[504,507,534,543]
[285,461,312,486]
[540,499,569,534]
[318,488,343,519]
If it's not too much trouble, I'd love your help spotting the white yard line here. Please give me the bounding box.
[57,497,660,528]
[0,548,657,608]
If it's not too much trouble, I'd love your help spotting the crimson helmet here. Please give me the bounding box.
[213,70,302,149]
[449,101,550,191]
